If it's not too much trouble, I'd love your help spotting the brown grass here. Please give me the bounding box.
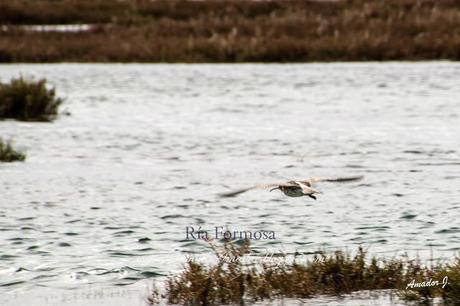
[156,240,460,305]
[1,0,460,62]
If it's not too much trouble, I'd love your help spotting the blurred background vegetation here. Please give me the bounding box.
[0,0,459,62]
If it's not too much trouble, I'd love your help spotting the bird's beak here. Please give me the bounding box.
[270,187,280,192]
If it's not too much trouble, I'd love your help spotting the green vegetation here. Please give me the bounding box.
[0,138,26,162]
[1,0,460,62]
[153,240,460,305]
[0,77,62,121]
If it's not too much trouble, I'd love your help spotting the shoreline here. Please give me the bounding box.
[1,60,459,66]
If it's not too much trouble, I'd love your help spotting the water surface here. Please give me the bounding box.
[1,63,459,304]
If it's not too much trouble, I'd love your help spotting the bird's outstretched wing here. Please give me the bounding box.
[218,187,255,198]
[301,175,364,186]
[218,176,363,198]
[218,182,297,198]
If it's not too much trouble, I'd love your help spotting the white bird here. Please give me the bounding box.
[218,175,363,200]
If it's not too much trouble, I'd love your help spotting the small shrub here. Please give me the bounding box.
[0,138,26,162]
[0,77,62,121]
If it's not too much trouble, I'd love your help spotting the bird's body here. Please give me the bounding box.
[279,185,306,197]
[219,175,363,199]
[273,181,320,199]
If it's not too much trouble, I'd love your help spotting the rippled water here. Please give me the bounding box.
[1,63,460,305]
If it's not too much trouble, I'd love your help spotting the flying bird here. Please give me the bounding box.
[218,176,363,200]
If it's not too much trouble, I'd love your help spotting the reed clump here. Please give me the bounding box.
[0,138,26,162]
[0,77,62,121]
[400,257,460,304]
[1,0,460,62]
[159,240,460,305]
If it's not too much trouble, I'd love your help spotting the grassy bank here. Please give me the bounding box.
[0,139,25,162]
[0,77,62,121]
[1,0,460,62]
[152,240,460,305]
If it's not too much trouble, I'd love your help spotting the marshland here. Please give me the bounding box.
[1,0,460,62]
[1,1,460,306]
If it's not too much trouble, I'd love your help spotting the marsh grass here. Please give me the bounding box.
[1,0,460,62]
[159,240,460,305]
[0,138,25,162]
[400,257,460,304]
[0,77,62,121]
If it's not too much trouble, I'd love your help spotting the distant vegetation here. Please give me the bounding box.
[0,0,125,25]
[151,240,460,305]
[0,139,25,162]
[0,77,62,121]
[0,0,460,62]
